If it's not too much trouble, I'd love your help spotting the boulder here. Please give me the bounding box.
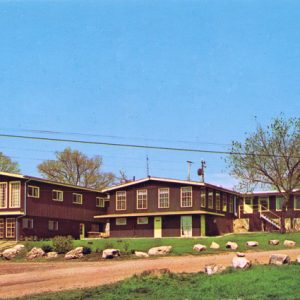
[269,240,280,246]
[246,241,259,247]
[46,252,58,259]
[26,247,45,260]
[210,242,220,249]
[204,264,225,275]
[296,255,300,264]
[193,244,207,252]
[269,254,290,265]
[2,248,18,260]
[236,252,246,257]
[283,240,296,247]
[148,246,172,256]
[65,247,84,260]
[225,242,238,250]
[13,244,25,252]
[102,248,121,259]
[135,251,149,258]
[232,256,251,269]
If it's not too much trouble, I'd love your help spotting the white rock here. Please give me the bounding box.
[236,252,246,257]
[269,239,280,245]
[296,255,300,264]
[26,247,45,260]
[204,264,225,275]
[46,252,58,259]
[269,254,290,265]
[210,242,220,249]
[135,251,149,258]
[65,247,84,259]
[283,240,296,247]
[148,246,172,256]
[193,244,207,252]
[2,248,18,260]
[102,248,121,259]
[13,244,25,252]
[232,256,251,269]
[246,241,259,247]
[226,242,238,250]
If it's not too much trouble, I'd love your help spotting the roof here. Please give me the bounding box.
[0,171,103,193]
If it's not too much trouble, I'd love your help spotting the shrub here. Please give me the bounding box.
[42,245,54,253]
[82,246,92,255]
[52,236,73,254]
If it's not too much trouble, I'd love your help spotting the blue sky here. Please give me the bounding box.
[0,0,299,188]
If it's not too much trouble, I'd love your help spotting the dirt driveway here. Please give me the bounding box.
[0,248,299,299]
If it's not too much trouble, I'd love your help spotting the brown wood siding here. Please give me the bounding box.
[206,215,233,236]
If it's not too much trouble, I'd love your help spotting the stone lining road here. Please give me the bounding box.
[0,248,300,299]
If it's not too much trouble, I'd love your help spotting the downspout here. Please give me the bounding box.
[15,178,31,242]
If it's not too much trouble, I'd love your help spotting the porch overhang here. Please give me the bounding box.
[0,211,25,216]
[94,210,225,219]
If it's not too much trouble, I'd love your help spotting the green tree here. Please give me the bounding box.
[227,116,300,232]
[37,148,116,189]
[0,152,20,173]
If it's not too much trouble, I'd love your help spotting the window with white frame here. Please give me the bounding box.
[294,195,300,210]
[137,189,147,209]
[200,190,206,208]
[116,218,127,225]
[215,192,221,210]
[6,218,16,238]
[48,220,58,231]
[259,197,269,212]
[222,194,227,212]
[276,196,285,211]
[0,183,7,208]
[208,191,213,209]
[116,191,126,210]
[158,188,169,208]
[22,218,33,229]
[0,218,4,239]
[96,197,105,207]
[9,182,21,208]
[52,190,63,202]
[229,196,234,213]
[137,217,148,224]
[181,186,192,207]
[27,186,40,198]
[73,193,83,204]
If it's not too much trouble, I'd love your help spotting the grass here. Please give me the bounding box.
[22,232,300,257]
[20,264,300,300]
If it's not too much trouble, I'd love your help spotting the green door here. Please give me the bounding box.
[154,217,162,238]
[181,216,192,237]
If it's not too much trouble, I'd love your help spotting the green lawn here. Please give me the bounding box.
[22,265,300,300]
[23,232,300,256]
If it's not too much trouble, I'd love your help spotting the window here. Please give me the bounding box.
[0,183,7,208]
[215,192,220,210]
[96,197,105,208]
[181,187,192,207]
[229,196,234,213]
[27,186,40,198]
[208,191,213,209]
[52,190,63,202]
[116,191,126,210]
[73,193,83,204]
[116,218,127,225]
[200,190,206,208]
[48,220,58,231]
[158,188,169,208]
[0,219,4,239]
[137,190,147,209]
[259,197,269,212]
[137,217,148,224]
[276,196,284,211]
[6,218,16,238]
[9,182,21,208]
[222,194,227,212]
[294,195,300,210]
[243,197,253,214]
[22,218,33,229]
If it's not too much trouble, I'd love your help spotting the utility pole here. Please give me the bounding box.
[187,160,193,181]
[146,155,150,177]
[197,160,206,182]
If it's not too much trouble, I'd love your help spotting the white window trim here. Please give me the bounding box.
[215,192,221,210]
[6,218,16,238]
[116,191,126,211]
[9,181,21,208]
[180,186,193,208]
[222,194,227,212]
[294,195,300,211]
[73,193,83,205]
[158,188,170,209]
[208,191,214,209]
[116,218,127,225]
[136,189,148,210]
[259,197,269,212]
[276,196,284,211]
[22,218,34,229]
[52,190,64,202]
[96,197,105,208]
[200,190,206,208]
[137,217,149,224]
[0,182,8,209]
[48,220,59,231]
[28,185,40,198]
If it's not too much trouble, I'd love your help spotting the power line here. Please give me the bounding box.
[0,133,299,159]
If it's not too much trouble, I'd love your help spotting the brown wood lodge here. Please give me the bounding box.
[1,171,300,240]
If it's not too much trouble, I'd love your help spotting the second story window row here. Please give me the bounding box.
[137,190,147,209]
[10,182,21,208]
[158,188,169,208]
[181,187,192,207]
[0,182,7,208]
[116,191,126,210]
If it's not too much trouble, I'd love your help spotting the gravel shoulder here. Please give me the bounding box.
[0,248,300,299]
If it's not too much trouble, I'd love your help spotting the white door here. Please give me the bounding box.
[181,216,192,237]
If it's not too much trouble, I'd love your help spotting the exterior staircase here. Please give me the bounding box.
[260,213,281,230]
[259,206,281,230]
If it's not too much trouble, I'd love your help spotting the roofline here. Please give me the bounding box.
[243,189,300,196]
[0,172,103,193]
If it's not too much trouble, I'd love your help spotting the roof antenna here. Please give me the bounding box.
[187,160,193,181]
[146,155,150,177]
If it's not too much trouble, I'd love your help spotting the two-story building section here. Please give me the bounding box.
[0,172,107,240]
[94,176,240,237]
